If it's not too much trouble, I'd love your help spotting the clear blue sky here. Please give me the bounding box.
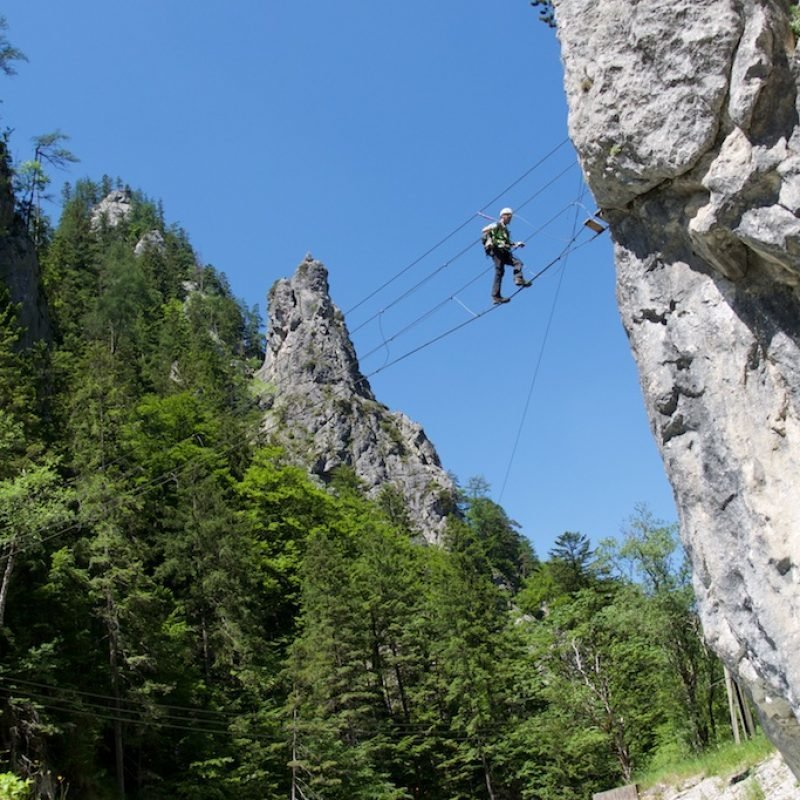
[0,0,677,557]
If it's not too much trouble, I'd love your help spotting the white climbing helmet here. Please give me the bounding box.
[500,207,513,217]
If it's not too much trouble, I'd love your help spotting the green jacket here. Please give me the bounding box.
[484,222,512,250]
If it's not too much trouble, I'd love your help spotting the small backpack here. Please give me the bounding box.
[481,224,496,254]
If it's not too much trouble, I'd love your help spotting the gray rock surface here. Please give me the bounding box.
[555,0,800,775]
[90,189,132,230]
[134,229,165,257]
[641,752,799,800]
[256,255,457,542]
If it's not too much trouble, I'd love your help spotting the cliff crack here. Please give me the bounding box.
[661,413,692,444]
[656,382,705,418]
[663,354,694,372]
[635,299,677,325]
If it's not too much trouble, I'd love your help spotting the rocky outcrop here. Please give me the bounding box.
[555,0,800,774]
[0,143,50,346]
[134,229,165,257]
[90,189,133,230]
[256,255,457,543]
[92,190,166,259]
[641,752,797,800]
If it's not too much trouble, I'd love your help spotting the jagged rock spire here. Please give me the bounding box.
[257,257,456,542]
[260,255,375,401]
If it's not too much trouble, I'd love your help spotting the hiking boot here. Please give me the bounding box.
[514,276,532,288]
[492,296,510,305]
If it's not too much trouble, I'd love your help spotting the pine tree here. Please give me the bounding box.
[14,132,78,246]
[461,476,537,591]
[0,17,26,78]
[289,528,405,800]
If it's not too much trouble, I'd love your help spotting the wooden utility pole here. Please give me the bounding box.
[723,664,755,743]
[724,665,741,744]
[107,587,125,799]
[290,707,297,800]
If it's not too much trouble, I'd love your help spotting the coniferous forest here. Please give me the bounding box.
[0,25,743,800]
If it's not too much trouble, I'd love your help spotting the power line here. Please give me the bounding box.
[0,675,239,720]
[3,391,267,553]
[0,687,245,738]
[0,679,532,743]
[0,383,265,543]
[0,683,541,741]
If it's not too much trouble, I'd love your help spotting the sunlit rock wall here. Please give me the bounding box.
[555,0,800,773]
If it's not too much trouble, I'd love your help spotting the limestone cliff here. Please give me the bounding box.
[0,142,50,346]
[256,255,457,543]
[555,0,800,775]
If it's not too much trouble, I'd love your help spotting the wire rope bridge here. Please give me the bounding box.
[345,137,608,382]
[341,137,607,498]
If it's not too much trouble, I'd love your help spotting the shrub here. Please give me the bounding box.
[0,773,31,800]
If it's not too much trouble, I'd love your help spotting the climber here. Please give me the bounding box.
[481,208,531,304]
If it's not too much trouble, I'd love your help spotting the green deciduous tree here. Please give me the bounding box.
[516,585,665,796]
[0,463,75,631]
[0,771,31,799]
[597,506,726,756]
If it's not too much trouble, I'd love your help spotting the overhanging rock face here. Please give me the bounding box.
[555,0,800,773]
[256,256,457,544]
